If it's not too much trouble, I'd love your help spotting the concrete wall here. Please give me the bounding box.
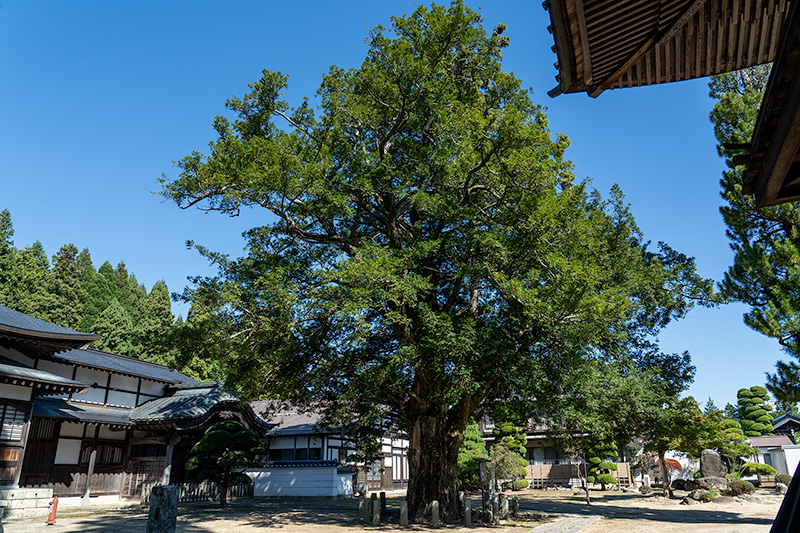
[246,466,353,498]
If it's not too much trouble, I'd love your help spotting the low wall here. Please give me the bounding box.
[0,487,53,519]
[247,464,353,498]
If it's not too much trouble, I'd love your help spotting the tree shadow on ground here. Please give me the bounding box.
[515,494,776,526]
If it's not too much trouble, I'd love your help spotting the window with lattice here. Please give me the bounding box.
[0,403,25,441]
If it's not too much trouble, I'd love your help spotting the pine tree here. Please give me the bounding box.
[0,210,17,307]
[737,386,775,437]
[35,244,87,329]
[93,298,136,355]
[457,420,488,490]
[138,280,175,364]
[13,241,50,317]
[80,261,117,332]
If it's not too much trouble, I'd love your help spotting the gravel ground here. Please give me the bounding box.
[0,488,783,532]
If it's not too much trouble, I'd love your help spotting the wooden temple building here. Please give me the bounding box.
[545,0,800,206]
[0,305,266,516]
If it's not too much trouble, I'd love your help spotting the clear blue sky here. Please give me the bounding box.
[0,1,786,408]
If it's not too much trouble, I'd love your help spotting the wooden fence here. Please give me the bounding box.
[526,462,632,488]
[25,472,125,497]
[141,482,254,504]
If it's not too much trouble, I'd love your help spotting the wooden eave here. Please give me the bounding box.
[742,0,800,205]
[546,0,789,97]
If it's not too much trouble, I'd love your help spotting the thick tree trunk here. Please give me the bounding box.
[405,411,465,523]
[658,450,672,498]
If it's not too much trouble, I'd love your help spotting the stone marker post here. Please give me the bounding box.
[370,493,377,521]
[380,491,386,516]
[400,500,409,527]
[464,493,472,526]
[431,500,440,528]
[498,493,508,519]
[372,496,381,525]
[359,494,368,520]
[512,495,519,519]
[147,485,177,533]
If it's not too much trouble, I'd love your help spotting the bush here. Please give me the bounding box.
[694,471,702,479]
[595,474,618,486]
[777,473,793,486]
[741,462,778,476]
[699,490,718,502]
[726,472,741,480]
[512,479,529,490]
[586,475,596,484]
[729,480,756,496]
[598,461,619,471]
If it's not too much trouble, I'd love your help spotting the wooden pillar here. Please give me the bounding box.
[161,442,174,485]
[82,425,100,506]
[12,406,34,488]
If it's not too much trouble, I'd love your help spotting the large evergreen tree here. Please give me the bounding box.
[708,67,800,403]
[36,244,87,329]
[160,2,711,520]
[737,385,774,437]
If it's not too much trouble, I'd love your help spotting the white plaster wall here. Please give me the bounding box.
[54,438,81,464]
[74,367,109,388]
[0,383,31,401]
[782,446,800,476]
[99,427,126,440]
[247,467,352,498]
[76,387,105,404]
[270,437,296,449]
[139,380,164,396]
[109,374,138,392]
[107,390,137,407]
[37,360,75,380]
[60,422,84,437]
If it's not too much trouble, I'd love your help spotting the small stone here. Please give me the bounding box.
[690,490,705,501]
[777,482,789,495]
[681,497,699,505]
[747,496,763,504]
[672,479,686,490]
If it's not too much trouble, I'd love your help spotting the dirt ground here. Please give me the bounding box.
[0,488,784,532]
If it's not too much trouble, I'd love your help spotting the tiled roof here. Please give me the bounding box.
[749,435,795,448]
[53,348,195,384]
[0,305,97,339]
[33,397,132,427]
[131,382,238,423]
[261,460,340,468]
[0,356,87,391]
[251,401,334,436]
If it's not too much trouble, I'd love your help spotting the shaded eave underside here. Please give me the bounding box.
[546,0,788,97]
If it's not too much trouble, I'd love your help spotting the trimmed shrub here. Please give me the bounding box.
[598,461,619,471]
[729,480,756,496]
[512,479,529,490]
[741,462,778,476]
[777,473,792,486]
[699,489,718,502]
[751,386,769,396]
[738,388,754,398]
[595,474,618,486]
[587,475,596,484]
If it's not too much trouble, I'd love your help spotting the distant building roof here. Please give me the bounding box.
[0,305,99,357]
[131,382,239,423]
[53,348,195,384]
[773,413,800,429]
[749,435,795,448]
[0,356,87,393]
[33,397,132,428]
[251,401,335,436]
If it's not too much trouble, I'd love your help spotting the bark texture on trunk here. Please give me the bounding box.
[405,411,465,523]
[658,450,672,498]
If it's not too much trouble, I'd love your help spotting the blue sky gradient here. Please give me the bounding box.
[0,1,785,407]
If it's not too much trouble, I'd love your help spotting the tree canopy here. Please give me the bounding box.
[161,1,712,521]
[708,66,800,403]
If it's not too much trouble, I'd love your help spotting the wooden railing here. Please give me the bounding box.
[24,472,124,496]
[141,482,254,504]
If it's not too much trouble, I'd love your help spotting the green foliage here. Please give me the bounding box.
[595,474,618,487]
[694,471,702,479]
[741,462,778,477]
[457,420,488,490]
[598,461,618,471]
[511,479,529,490]
[736,386,774,437]
[709,67,800,404]
[699,490,718,502]
[777,473,793,486]
[728,479,756,496]
[186,420,265,508]
[159,0,714,518]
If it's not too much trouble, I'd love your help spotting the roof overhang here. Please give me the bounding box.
[545,0,787,97]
